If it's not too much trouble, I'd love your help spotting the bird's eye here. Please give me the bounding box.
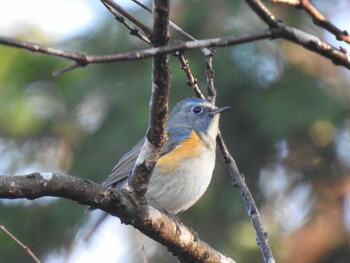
[192,106,202,114]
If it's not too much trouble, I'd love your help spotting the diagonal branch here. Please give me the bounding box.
[0,173,236,263]
[270,0,350,44]
[102,0,152,37]
[0,225,41,263]
[216,134,275,263]
[130,0,212,55]
[244,0,280,28]
[175,52,205,99]
[101,0,151,44]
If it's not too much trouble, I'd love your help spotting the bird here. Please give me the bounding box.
[101,97,229,215]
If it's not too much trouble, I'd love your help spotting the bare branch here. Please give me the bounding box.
[0,225,41,263]
[2,26,348,70]
[270,0,350,44]
[269,0,299,6]
[52,62,84,76]
[0,30,272,63]
[274,25,350,67]
[192,28,275,261]
[102,0,151,37]
[175,52,205,99]
[101,0,151,44]
[130,0,212,55]
[205,50,217,104]
[244,0,280,28]
[216,134,275,263]
[0,173,236,263]
[129,0,171,196]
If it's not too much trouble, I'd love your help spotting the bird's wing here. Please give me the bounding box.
[102,138,144,187]
[102,127,191,188]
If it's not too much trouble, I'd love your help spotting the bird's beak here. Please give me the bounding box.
[211,105,230,115]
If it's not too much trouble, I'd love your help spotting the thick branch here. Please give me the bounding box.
[129,0,171,195]
[0,173,236,263]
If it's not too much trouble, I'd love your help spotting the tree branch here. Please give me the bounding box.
[129,0,171,196]
[0,225,41,263]
[175,52,205,99]
[244,0,280,28]
[216,134,275,263]
[270,0,350,44]
[0,31,271,67]
[205,49,217,104]
[1,25,349,72]
[274,24,350,67]
[101,0,151,44]
[0,173,236,263]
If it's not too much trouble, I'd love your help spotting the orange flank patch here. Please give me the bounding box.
[156,131,203,172]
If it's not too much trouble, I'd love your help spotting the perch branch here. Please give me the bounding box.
[0,173,236,263]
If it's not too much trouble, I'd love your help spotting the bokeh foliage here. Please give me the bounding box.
[1,1,350,262]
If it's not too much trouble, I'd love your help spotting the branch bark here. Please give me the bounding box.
[216,135,275,263]
[1,24,349,73]
[128,0,171,197]
[0,173,236,263]
[270,0,350,44]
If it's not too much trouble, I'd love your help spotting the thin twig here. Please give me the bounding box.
[0,225,41,263]
[205,49,217,104]
[104,0,205,99]
[270,0,299,4]
[130,0,212,55]
[270,0,350,44]
[244,0,280,28]
[192,22,274,260]
[136,230,149,263]
[53,62,84,76]
[0,30,272,63]
[216,133,275,263]
[102,0,151,37]
[101,0,151,44]
[1,25,350,69]
[174,52,205,99]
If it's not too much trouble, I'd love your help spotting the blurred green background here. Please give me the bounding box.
[1,1,350,262]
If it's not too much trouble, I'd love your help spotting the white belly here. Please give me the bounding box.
[146,149,215,214]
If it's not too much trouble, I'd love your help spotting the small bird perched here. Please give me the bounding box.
[102,98,229,214]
